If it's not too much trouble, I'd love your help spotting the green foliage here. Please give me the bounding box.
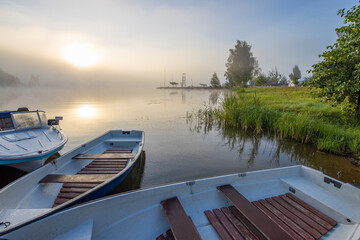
[268,68,286,85]
[224,40,259,88]
[210,72,221,88]
[254,69,288,86]
[308,3,360,117]
[289,65,301,85]
[194,87,360,158]
[255,73,269,86]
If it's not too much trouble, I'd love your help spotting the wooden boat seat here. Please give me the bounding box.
[40,174,115,183]
[217,185,292,240]
[161,197,202,240]
[205,185,337,240]
[72,153,136,159]
[50,148,132,208]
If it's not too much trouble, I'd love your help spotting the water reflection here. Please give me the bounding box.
[108,151,146,195]
[0,87,359,191]
[187,115,360,186]
[209,91,220,105]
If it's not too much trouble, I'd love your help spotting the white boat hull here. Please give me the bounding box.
[2,165,359,239]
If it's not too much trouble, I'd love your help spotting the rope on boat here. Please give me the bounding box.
[0,222,10,228]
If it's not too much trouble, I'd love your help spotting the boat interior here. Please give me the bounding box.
[2,166,359,239]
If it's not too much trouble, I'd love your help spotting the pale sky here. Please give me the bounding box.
[0,0,357,87]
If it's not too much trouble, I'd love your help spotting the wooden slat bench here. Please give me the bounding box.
[204,185,337,240]
[160,197,202,240]
[42,148,132,208]
[40,174,115,183]
[72,153,136,159]
[218,185,292,240]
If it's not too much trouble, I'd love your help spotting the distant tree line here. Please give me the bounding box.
[0,68,23,87]
[209,40,305,88]
[0,68,40,88]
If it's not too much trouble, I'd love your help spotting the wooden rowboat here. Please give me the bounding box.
[2,165,359,239]
[0,130,144,234]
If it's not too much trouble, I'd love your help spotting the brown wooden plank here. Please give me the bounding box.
[81,167,124,171]
[60,187,89,193]
[228,206,266,240]
[91,159,129,161]
[258,199,313,240]
[286,193,337,227]
[105,149,132,152]
[58,192,82,199]
[204,210,232,240]
[280,195,333,231]
[161,197,201,240]
[273,196,328,235]
[54,198,71,205]
[90,161,128,165]
[155,234,166,240]
[78,171,120,174]
[62,183,98,188]
[165,229,175,240]
[253,201,303,240]
[266,197,321,239]
[89,160,127,163]
[213,209,242,240]
[40,174,115,183]
[86,163,126,168]
[218,185,292,240]
[221,207,256,240]
[73,153,136,159]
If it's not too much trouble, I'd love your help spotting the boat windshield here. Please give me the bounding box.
[38,111,48,126]
[12,111,42,129]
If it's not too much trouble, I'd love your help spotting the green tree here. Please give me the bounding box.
[289,65,301,85]
[224,40,259,88]
[268,68,284,85]
[255,73,269,86]
[210,72,221,88]
[308,4,360,118]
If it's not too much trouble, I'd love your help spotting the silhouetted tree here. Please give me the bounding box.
[224,40,259,88]
[210,72,221,88]
[289,65,301,85]
[0,68,23,87]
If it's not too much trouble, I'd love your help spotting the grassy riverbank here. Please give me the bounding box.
[195,87,360,158]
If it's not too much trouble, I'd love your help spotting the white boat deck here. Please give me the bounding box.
[1,166,359,239]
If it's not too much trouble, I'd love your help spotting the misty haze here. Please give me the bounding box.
[1,1,360,239]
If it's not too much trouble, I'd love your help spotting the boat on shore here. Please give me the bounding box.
[1,165,359,239]
[0,108,67,167]
[0,130,144,235]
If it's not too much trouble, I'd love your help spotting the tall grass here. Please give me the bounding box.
[195,88,360,158]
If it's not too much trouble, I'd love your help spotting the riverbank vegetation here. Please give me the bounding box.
[194,87,360,158]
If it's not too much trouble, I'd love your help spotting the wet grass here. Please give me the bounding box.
[193,87,360,158]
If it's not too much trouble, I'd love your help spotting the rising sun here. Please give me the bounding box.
[63,43,98,67]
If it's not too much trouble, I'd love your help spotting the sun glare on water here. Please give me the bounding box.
[63,43,98,67]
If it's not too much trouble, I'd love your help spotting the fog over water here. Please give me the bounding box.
[1,87,359,191]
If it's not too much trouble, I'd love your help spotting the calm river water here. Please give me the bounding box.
[0,87,359,192]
